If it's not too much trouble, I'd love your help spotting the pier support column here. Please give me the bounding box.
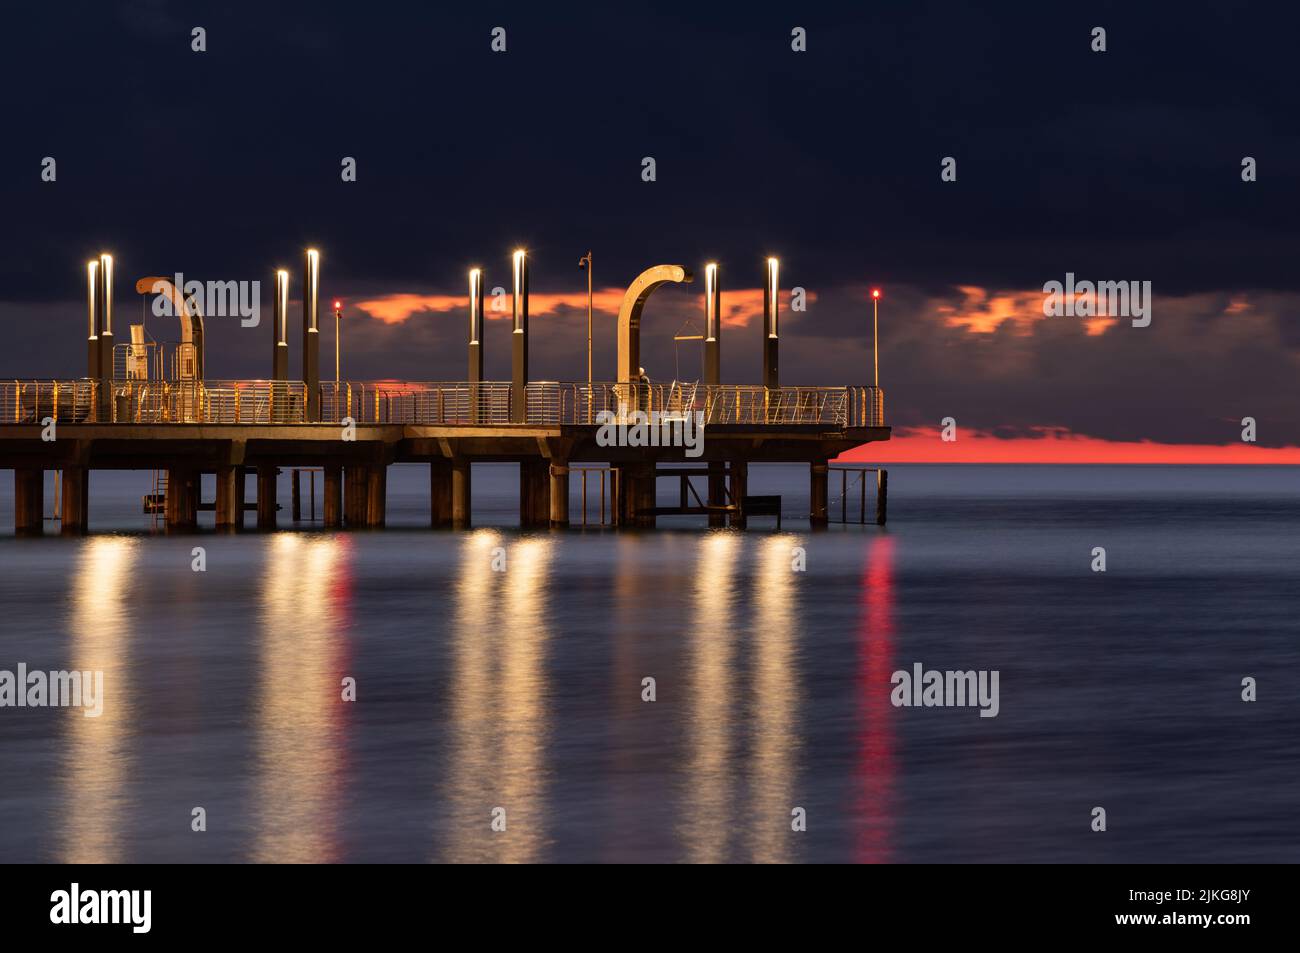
[430,460,452,528]
[366,465,387,528]
[60,467,89,535]
[875,468,888,526]
[166,467,199,531]
[707,461,726,527]
[451,458,472,529]
[344,466,367,527]
[549,462,570,528]
[729,461,748,529]
[616,463,656,529]
[256,465,277,530]
[520,459,550,529]
[323,465,343,528]
[14,468,44,536]
[235,467,248,524]
[215,466,240,531]
[810,460,829,528]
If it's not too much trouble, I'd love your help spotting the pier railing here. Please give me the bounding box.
[113,380,309,424]
[318,382,884,427]
[2,380,98,424]
[1,380,884,428]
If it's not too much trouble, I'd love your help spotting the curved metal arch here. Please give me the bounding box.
[616,264,694,385]
[135,276,205,379]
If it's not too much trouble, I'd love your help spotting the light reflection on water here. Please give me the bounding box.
[2,465,1297,862]
[253,534,350,863]
[61,536,138,864]
[749,534,802,864]
[444,532,552,862]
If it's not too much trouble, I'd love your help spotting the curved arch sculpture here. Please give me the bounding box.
[616,264,694,386]
[135,277,205,379]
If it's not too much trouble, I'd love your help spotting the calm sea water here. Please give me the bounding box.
[0,464,1297,863]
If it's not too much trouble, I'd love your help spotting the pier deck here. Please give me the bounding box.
[1,379,888,532]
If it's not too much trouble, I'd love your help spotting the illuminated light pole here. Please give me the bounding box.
[704,261,725,525]
[468,268,484,423]
[272,270,290,381]
[578,251,592,421]
[871,288,881,388]
[763,256,779,391]
[704,262,721,386]
[86,260,100,382]
[303,248,321,420]
[333,299,343,384]
[97,253,114,419]
[511,248,529,423]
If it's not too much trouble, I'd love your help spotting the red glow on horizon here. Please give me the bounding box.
[838,428,1300,465]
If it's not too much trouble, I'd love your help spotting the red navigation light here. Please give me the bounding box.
[871,288,881,299]
[333,300,342,309]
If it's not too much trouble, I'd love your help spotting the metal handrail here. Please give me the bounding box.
[1,380,884,428]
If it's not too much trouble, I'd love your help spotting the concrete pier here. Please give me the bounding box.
[215,465,239,530]
[3,409,889,535]
[430,460,452,528]
[616,462,656,528]
[344,466,367,527]
[323,465,343,528]
[365,465,386,527]
[60,466,89,534]
[257,465,277,529]
[707,461,726,527]
[549,462,570,528]
[876,468,888,526]
[166,467,199,530]
[14,468,43,535]
[729,461,748,529]
[451,458,471,529]
[520,459,549,529]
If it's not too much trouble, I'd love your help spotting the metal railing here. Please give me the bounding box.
[111,379,307,423]
[1,380,884,428]
[318,381,514,425]
[1,380,98,423]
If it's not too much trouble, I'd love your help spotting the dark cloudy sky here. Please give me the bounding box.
[3,2,1299,449]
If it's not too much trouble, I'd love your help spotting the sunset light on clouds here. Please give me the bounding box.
[354,287,814,328]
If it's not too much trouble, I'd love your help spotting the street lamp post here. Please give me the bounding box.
[578,251,593,421]
[333,300,342,384]
[871,288,881,388]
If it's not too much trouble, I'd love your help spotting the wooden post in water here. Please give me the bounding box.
[291,469,302,521]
